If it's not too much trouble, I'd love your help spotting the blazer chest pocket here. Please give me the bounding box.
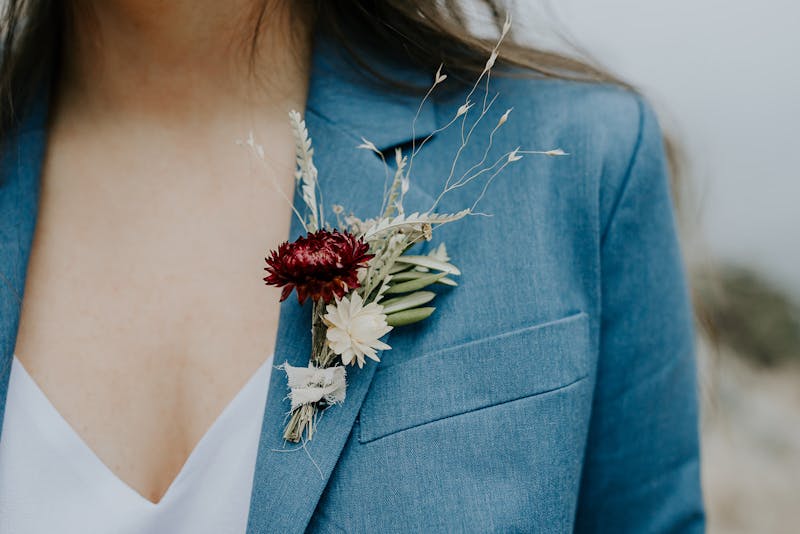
[358,311,592,443]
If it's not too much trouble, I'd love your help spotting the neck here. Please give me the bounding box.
[60,0,314,119]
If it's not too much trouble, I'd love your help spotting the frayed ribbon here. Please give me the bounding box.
[280,362,347,410]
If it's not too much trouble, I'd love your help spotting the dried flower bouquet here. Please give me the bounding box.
[243,16,565,443]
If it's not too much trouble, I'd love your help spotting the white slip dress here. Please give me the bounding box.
[0,352,274,534]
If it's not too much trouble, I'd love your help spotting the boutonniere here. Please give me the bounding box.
[246,16,565,443]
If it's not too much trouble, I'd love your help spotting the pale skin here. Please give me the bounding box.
[13,0,313,504]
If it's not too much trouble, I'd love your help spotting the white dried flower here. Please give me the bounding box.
[456,101,474,117]
[502,13,512,37]
[422,223,433,241]
[483,50,498,73]
[357,137,381,155]
[498,108,513,127]
[434,64,447,84]
[323,292,393,368]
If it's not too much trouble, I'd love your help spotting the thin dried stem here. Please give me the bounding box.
[238,133,308,233]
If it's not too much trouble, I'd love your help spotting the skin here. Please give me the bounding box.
[13,0,313,504]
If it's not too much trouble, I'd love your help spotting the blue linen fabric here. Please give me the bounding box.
[0,30,704,533]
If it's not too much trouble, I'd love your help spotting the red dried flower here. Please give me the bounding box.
[264,229,373,304]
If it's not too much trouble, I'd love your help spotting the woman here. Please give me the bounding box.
[0,1,704,532]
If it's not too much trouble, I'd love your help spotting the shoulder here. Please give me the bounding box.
[433,74,667,233]
[499,75,662,177]
[487,74,656,154]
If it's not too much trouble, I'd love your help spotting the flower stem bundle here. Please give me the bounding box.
[244,14,566,443]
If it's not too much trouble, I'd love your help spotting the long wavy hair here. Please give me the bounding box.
[0,1,635,128]
[0,0,686,238]
[0,0,707,341]
[0,0,691,240]
[2,0,687,213]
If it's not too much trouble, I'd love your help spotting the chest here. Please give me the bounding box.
[11,116,295,503]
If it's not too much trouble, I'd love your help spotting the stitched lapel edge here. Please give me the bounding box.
[0,29,441,532]
[245,33,439,534]
[0,84,50,438]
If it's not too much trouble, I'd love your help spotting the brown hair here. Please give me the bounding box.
[0,0,705,338]
[0,0,685,218]
[312,1,685,199]
[0,1,631,128]
[315,1,621,84]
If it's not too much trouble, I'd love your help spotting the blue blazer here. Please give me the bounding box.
[0,33,704,533]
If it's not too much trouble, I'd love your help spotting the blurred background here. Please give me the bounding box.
[507,1,800,531]
[3,0,793,530]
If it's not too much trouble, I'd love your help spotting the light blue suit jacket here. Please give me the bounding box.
[0,32,704,533]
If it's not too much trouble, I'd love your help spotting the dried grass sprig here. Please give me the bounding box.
[254,13,572,445]
[289,110,323,232]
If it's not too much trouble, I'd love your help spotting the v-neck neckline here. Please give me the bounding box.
[5,352,274,507]
[1,28,443,533]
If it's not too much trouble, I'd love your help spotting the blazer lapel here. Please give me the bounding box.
[0,86,50,436]
[0,29,439,532]
[245,34,438,533]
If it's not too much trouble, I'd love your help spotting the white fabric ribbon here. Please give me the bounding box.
[281,362,347,410]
